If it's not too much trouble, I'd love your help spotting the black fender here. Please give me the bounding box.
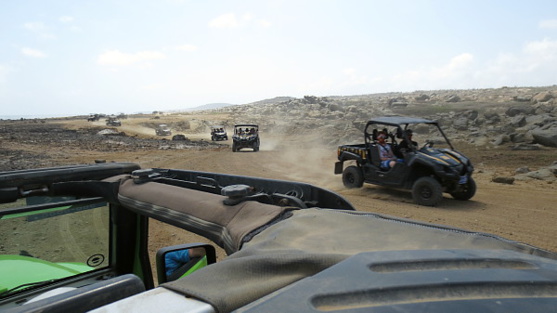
[338,151,364,164]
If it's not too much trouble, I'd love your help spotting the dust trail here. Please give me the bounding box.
[262,134,344,191]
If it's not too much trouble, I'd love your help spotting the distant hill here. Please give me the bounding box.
[245,96,296,106]
[185,102,237,111]
[184,97,295,111]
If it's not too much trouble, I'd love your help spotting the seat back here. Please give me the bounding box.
[369,144,381,167]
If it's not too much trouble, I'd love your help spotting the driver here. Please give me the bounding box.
[398,129,418,152]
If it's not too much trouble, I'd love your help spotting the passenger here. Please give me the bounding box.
[377,131,401,170]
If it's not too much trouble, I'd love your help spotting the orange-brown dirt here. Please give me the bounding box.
[2,116,556,272]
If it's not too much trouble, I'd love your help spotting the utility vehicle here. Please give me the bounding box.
[155,124,171,136]
[1,162,556,313]
[232,124,259,152]
[335,116,475,206]
[210,126,228,141]
[105,117,121,127]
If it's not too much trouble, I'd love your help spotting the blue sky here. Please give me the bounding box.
[1,0,557,117]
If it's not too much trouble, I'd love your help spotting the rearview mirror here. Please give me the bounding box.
[156,243,216,284]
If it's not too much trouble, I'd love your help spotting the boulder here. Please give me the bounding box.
[492,134,510,146]
[509,115,526,127]
[452,117,469,130]
[446,95,461,102]
[414,94,430,101]
[513,95,532,102]
[532,91,554,103]
[505,105,535,117]
[531,126,557,147]
[525,168,556,181]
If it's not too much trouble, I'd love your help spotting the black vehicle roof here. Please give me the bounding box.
[367,116,438,126]
[234,124,258,127]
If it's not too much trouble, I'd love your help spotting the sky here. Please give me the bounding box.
[1,0,557,118]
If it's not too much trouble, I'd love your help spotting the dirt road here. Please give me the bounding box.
[140,140,557,254]
[3,117,556,261]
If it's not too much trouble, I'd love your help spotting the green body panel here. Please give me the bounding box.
[181,256,208,278]
[0,255,93,292]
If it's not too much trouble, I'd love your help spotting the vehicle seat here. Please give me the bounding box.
[369,144,381,168]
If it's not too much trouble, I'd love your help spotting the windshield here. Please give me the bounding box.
[0,197,110,298]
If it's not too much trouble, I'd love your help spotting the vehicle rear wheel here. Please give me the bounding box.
[450,177,476,200]
[342,166,364,188]
[412,176,442,206]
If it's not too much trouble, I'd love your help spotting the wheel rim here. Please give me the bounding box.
[420,186,433,199]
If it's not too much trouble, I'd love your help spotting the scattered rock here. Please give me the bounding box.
[492,176,515,184]
[511,143,542,150]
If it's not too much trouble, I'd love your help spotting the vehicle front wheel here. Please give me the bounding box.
[412,176,443,206]
[342,166,364,188]
[450,177,476,201]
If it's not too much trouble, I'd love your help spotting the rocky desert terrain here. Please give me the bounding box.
[1,86,556,263]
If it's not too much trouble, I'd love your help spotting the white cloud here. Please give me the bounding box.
[97,50,166,66]
[24,22,46,32]
[386,53,475,90]
[59,16,74,23]
[142,83,164,91]
[539,19,557,29]
[23,21,56,40]
[209,13,239,28]
[209,13,270,29]
[241,13,253,22]
[176,44,198,52]
[256,19,272,28]
[431,53,474,78]
[523,38,557,60]
[21,48,47,58]
[343,68,356,75]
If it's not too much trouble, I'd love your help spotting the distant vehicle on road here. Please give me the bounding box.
[106,117,122,127]
[232,124,259,152]
[87,114,101,122]
[210,126,228,141]
[156,124,172,136]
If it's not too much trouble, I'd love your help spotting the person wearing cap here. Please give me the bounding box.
[398,129,418,152]
[377,131,399,169]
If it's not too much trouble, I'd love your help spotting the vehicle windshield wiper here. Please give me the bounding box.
[0,279,59,298]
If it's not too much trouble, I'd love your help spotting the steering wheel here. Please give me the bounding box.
[422,140,434,149]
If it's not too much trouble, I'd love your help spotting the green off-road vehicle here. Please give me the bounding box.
[1,162,556,313]
[335,116,475,206]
